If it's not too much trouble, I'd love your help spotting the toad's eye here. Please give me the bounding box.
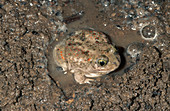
[97,55,109,67]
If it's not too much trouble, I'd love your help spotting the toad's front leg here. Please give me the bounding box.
[74,72,94,84]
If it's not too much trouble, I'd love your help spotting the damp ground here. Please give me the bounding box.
[0,0,169,110]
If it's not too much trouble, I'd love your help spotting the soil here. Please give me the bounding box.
[0,0,169,110]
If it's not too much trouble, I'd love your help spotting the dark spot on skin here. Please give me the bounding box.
[80,32,86,40]
[89,30,93,33]
[89,44,93,47]
[80,36,86,41]
[95,37,99,40]
[93,33,96,35]
[106,48,111,52]
[93,48,96,51]
[96,41,99,43]
[113,62,117,66]
[68,43,71,46]
[76,42,82,46]
[114,51,119,55]
[84,51,89,55]
[86,41,90,43]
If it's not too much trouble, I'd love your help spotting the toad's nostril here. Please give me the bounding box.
[113,62,118,67]
[116,56,121,63]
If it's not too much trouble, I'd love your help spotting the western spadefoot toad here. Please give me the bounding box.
[53,30,120,84]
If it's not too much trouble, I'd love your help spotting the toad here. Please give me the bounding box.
[53,30,120,84]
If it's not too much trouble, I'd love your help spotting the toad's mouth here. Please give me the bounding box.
[85,70,112,78]
[84,69,115,78]
[93,65,119,73]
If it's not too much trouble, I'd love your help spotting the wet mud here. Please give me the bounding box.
[0,0,169,110]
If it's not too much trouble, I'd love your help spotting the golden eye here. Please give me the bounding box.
[97,55,109,67]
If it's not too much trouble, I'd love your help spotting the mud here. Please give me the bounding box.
[0,0,169,110]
